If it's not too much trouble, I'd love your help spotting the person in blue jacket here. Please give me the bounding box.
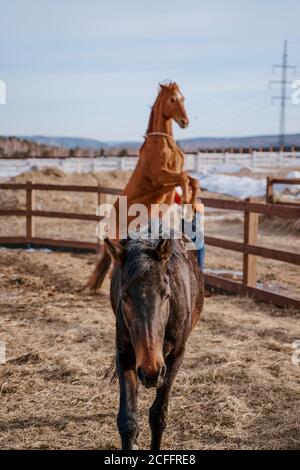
[174,188,205,271]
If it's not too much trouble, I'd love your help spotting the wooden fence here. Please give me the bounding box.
[266,177,300,206]
[0,182,299,309]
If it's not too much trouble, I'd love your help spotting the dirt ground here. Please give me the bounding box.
[0,248,300,450]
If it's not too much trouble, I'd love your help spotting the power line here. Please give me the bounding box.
[269,40,296,147]
[201,104,271,133]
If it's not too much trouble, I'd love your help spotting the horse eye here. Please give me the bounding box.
[122,293,130,303]
[171,97,175,103]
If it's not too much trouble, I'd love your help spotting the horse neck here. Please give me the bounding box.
[147,96,173,136]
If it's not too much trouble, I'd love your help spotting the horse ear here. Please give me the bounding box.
[154,239,172,262]
[104,238,125,262]
[159,83,168,90]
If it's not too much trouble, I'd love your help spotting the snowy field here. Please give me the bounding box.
[195,170,300,199]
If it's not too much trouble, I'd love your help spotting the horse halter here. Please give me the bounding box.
[145,132,174,140]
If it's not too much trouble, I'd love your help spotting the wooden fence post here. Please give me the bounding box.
[266,177,273,204]
[243,198,258,287]
[26,181,35,243]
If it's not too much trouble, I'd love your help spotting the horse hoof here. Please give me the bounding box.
[132,444,139,450]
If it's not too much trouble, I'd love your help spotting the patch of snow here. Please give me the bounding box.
[204,268,243,277]
[287,171,300,178]
[26,248,52,253]
[274,171,300,195]
[198,173,266,199]
[205,214,244,222]
[209,164,249,174]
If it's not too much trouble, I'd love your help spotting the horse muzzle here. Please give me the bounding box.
[137,365,166,389]
[179,118,189,129]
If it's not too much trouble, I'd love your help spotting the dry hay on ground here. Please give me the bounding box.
[0,168,132,212]
[0,249,299,450]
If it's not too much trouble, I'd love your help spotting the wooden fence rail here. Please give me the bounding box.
[266,177,300,205]
[0,182,299,309]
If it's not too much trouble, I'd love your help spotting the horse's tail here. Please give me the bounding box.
[86,245,112,291]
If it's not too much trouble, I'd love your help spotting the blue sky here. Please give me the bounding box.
[1,0,300,141]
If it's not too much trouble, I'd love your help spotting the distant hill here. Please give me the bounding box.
[178,134,300,151]
[0,136,69,158]
[1,133,300,157]
[20,133,300,152]
[0,137,104,158]
[23,136,109,150]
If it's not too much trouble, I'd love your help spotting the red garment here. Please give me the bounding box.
[174,192,181,205]
[175,191,204,214]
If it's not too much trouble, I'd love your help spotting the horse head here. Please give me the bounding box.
[159,82,189,129]
[106,236,174,388]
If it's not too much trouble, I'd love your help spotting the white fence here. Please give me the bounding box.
[0,156,138,179]
[192,151,300,172]
[0,152,299,180]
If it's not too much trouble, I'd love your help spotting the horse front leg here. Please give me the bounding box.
[116,351,139,450]
[149,349,185,450]
[188,176,200,208]
[149,168,190,204]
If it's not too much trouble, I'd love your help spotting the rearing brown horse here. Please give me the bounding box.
[105,230,204,450]
[87,82,200,291]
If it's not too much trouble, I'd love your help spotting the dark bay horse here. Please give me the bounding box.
[105,232,204,450]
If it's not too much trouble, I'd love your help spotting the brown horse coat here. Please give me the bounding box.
[87,83,199,291]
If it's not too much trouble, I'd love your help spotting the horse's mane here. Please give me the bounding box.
[120,231,182,290]
[146,93,163,134]
[146,106,155,135]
